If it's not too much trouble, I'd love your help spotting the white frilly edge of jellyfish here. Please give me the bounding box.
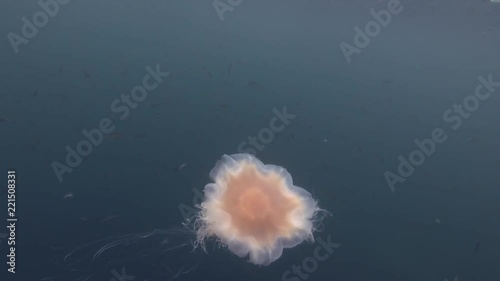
[209,153,296,188]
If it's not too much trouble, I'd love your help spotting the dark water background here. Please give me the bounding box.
[1,1,499,281]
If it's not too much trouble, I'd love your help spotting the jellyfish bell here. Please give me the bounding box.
[193,153,324,266]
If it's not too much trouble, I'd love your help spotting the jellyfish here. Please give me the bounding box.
[56,154,324,281]
[193,153,323,266]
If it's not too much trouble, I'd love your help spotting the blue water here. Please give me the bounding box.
[1,1,499,281]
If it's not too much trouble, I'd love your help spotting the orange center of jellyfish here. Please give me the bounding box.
[238,188,270,220]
